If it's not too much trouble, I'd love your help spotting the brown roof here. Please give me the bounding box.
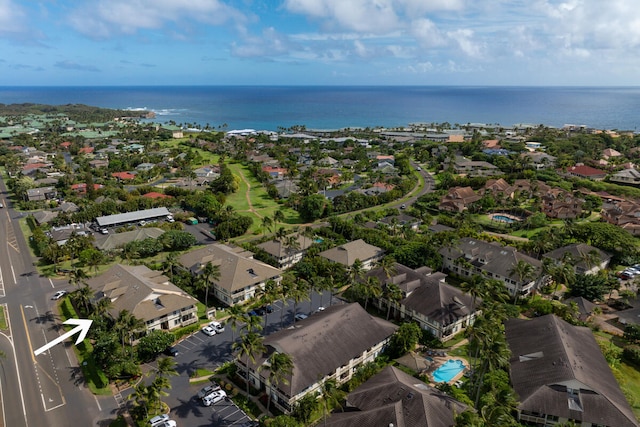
[256,233,314,258]
[179,243,282,292]
[252,303,397,397]
[86,264,198,324]
[318,239,384,267]
[326,366,468,427]
[506,315,639,427]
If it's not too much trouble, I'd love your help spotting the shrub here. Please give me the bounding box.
[622,345,640,366]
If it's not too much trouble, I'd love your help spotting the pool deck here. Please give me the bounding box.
[425,353,470,386]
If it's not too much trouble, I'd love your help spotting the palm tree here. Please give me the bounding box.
[275,226,287,243]
[265,352,294,414]
[320,378,342,427]
[382,283,402,320]
[261,216,273,237]
[273,209,286,225]
[115,310,144,354]
[153,356,178,380]
[198,261,221,309]
[348,259,365,284]
[362,276,381,311]
[68,268,88,288]
[579,249,601,273]
[226,305,245,342]
[74,284,93,316]
[244,313,263,333]
[232,331,266,395]
[290,279,310,321]
[508,260,536,304]
[377,256,397,281]
[161,252,179,282]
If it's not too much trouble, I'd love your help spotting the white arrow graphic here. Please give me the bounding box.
[34,319,93,356]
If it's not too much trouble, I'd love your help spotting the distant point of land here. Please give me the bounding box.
[0,103,154,122]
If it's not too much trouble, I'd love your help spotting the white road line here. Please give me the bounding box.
[94,395,102,411]
[49,278,54,289]
[7,305,29,426]
[9,264,16,286]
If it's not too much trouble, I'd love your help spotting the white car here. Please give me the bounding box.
[202,389,227,406]
[202,325,216,336]
[51,290,68,300]
[197,384,221,399]
[209,321,225,333]
[149,414,170,426]
[156,421,176,427]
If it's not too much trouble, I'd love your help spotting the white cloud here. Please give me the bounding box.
[69,0,247,38]
[231,27,291,58]
[0,0,25,33]
[447,29,484,58]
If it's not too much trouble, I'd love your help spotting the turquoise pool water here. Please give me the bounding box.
[492,214,516,223]
[432,359,465,383]
[314,238,324,243]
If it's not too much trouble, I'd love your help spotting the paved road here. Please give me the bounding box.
[0,178,121,427]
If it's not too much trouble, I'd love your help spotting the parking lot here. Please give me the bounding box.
[143,291,338,427]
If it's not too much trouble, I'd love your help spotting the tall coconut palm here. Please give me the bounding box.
[320,378,342,427]
[265,352,294,414]
[261,216,273,237]
[232,331,266,395]
[508,260,536,304]
[382,283,402,320]
[161,252,179,282]
[290,279,310,321]
[273,209,285,225]
[115,310,144,354]
[226,305,245,342]
[244,313,263,333]
[198,261,220,309]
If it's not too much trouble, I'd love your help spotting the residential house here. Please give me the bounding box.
[438,186,482,212]
[122,143,144,154]
[602,148,622,159]
[505,315,639,427]
[522,151,556,170]
[483,178,514,199]
[194,165,220,179]
[88,159,109,169]
[25,186,57,202]
[240,303,397,414]
[256,233,315,269]
[609,168,640,186]
[562,164,608,181]
[142,191,172,200]
[378,213,422,232]
[452,159,500,177]
[70,183,103,195]
[179,243,282,307]
[325,366,468,427]
[439,237,542,298]
[541,188,584,219]
[136,162,156,172]
[563,296,597,322]
[111,171,136,181]
[601,199,640,235]
[542,243,611,275]
[262,165,287,180]
[86,264,199,333]
[366,263,479,341]
[318,239,385,271]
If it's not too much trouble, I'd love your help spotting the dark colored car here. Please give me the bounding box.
[164,346,179,357]
[255,307,266,316]
[248,310,259,316]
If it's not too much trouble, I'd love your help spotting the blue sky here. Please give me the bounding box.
[0,0,638,86]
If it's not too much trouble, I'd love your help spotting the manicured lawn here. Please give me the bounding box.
[0,306,7,330]
[619,362,640,419]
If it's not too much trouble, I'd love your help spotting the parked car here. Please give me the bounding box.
[51,290,68,300]
[202,390,227,406]
[315,306,325,313]
[100,228,109,234]
[202,325,216,336]
[164,346,179,357]
[149,414,170,426]
[209,321,225,333]
[294,313,308,321]
[248,310,259,317]
[400,204,406,209]
[197,384,222,399]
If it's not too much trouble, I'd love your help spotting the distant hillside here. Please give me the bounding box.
[0,103,154,123]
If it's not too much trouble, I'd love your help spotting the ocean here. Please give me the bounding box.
[0,86,639,132]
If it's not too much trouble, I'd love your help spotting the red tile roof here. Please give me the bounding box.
[142,192,172,199]
[111,172,136,180]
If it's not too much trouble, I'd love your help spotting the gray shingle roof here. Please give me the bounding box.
[256,233,314,258]
[94,227,165,251]
[505,315,639,427]
[326,366,468,427]
[179,243,282,292]
[86,264,198,324]
[252,303,397,397]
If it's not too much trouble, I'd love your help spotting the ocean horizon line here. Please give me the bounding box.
[1,84,640,89]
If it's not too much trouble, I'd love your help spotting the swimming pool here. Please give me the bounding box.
[432,359,466,383]
[492,214,516,223]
